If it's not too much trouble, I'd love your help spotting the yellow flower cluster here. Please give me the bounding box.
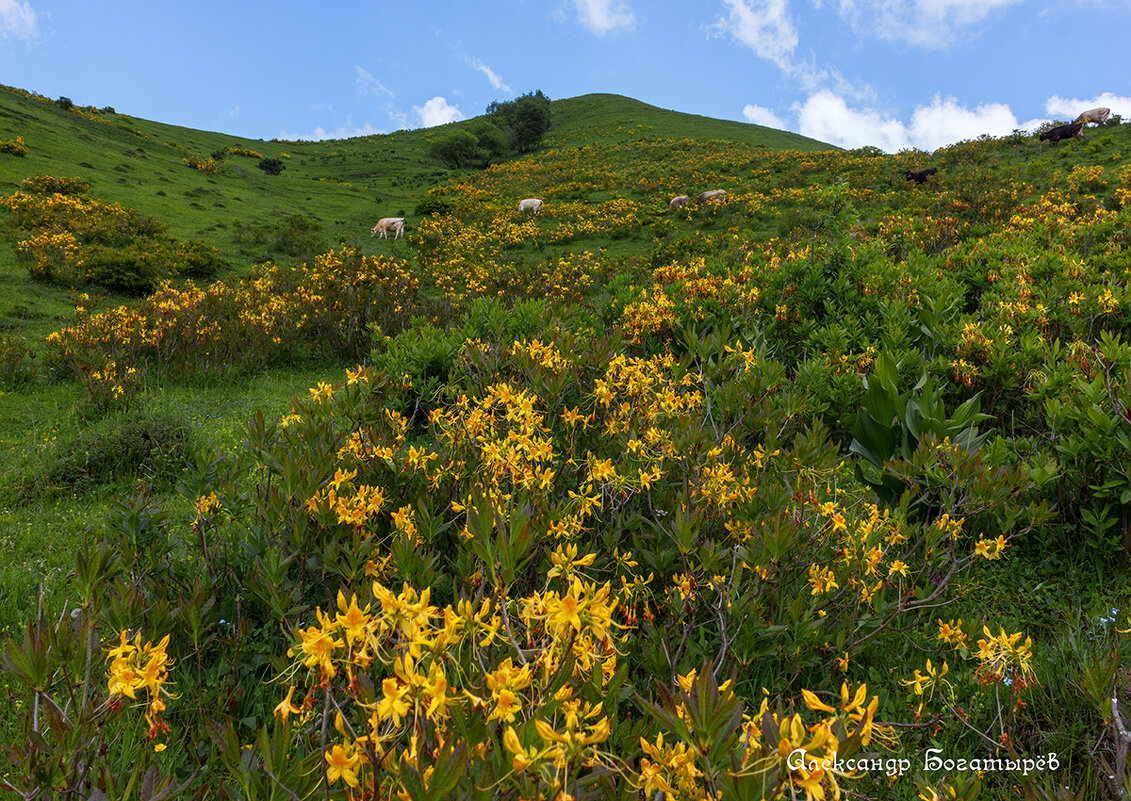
[182,155,219,173]
[46,247,418,382]
[105,631,173,739]
[975,626,1034,685]
[0,134,26,156]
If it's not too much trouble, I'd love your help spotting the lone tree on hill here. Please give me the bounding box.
[486,90,551,153]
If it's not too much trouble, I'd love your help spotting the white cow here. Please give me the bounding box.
[1074,107,1111,125]
[696,189,727,206]
[518,198,543,215]
[669,194,690,211]
[370,217,405,240]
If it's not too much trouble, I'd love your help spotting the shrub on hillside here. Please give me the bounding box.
[20,174,88,195]
[38,411,191,494]
[0,333,36,388]
[257,157,285,175]
[2,180,222,293]
[429,129,491,169]
[82,238,223,295]
[233,214,325,261]
[486,90,552,153]
[0,135,26,157]
[183,154,220,173]
[413,191,452,217]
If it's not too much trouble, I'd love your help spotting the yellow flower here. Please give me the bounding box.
[335,591,371,646]
[325,743,360,788]
[274,685,302,722]
[548,588,583,633]
[377,677,410,725]
[490,688,521,722]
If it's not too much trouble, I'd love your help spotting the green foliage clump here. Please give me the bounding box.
[413,190,453,218]
[19,174,88,195]
[257,157,285,175]
[49,412,190,492]
[0,333,36,388]
[0,135,26,157]
[1,176,224,294]
[234,213,325,261]
[487,90,552,153]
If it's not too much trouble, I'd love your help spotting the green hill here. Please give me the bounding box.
[542,93,832,150]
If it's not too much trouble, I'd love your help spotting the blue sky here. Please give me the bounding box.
[1,0,1129,152]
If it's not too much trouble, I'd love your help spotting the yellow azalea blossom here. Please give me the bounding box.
[377,677,411,726]
[335,591,371,646]
[324,743,360,788]
[274,685,302,722]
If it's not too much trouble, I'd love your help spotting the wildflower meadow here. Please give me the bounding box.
[1,84,1131,799]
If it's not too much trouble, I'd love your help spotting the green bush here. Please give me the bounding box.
[257,157,285,175]
[429,129,490,169]
[0,333,36,389]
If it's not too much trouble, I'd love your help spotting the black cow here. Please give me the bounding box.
[904,167,938,184]
[1039,122,1085,143]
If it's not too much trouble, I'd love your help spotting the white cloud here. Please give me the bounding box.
[468,58,512,94]
[414,96,464,127]
[279,117,385,142]
[0,0,37,40]
[794,90,1041,152]
[713,0,798,71]
[1045,92,1131,121]
[356,66,395,99]
[906,95,1033,149]
[572,0,636,35]
[743,103,786,128]
[831,0,1021,48]
[796,90,912,151]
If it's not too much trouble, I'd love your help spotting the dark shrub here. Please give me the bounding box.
[414,192,452,217]
[258,157,285,175]
[429,130,489,169]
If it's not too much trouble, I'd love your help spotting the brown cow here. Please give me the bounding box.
[904,168,937,184]
[1040,122,1085,143]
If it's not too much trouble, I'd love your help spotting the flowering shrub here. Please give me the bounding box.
[0,134,26,156]
[182,154,220,173]
[2,176,222,293]
[46,247,419,383]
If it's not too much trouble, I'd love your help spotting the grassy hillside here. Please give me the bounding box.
[542,93,833,150]
[4,81,1131,798]
[0,85,832,345]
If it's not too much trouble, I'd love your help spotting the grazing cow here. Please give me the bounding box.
[1074,107,1111,125]
[518,198,543,215]
[904,167,938,184]
[696,189,727,206]
[669,194,690,211]
[1040,122,1085,143]
[370,217,405,239]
